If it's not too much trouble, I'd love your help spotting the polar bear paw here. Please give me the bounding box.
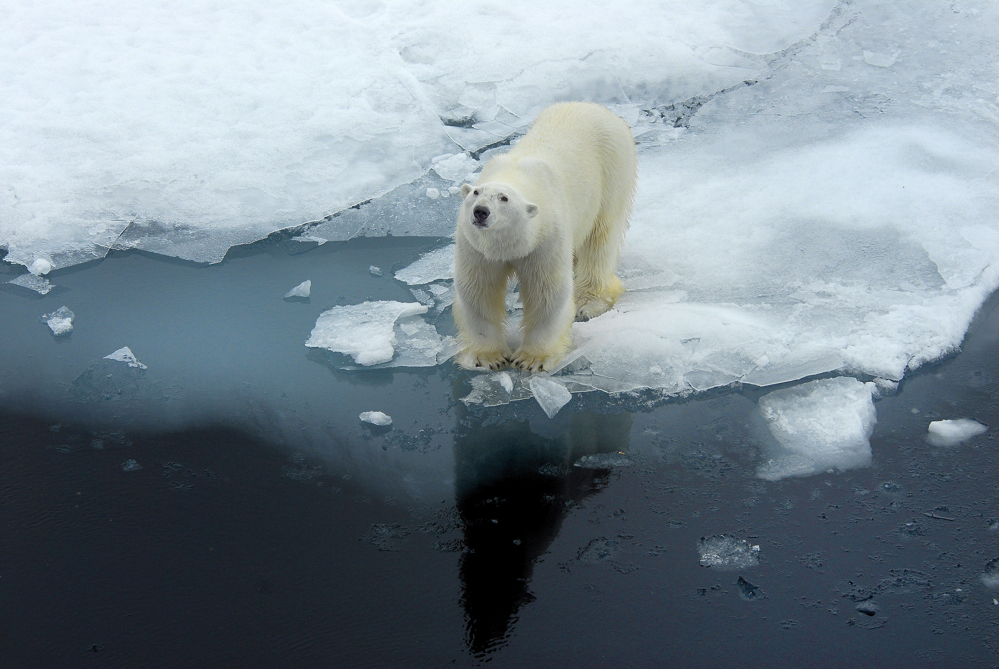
[510,351,554,374]
[459,349,510,371]
[575,293,615,322]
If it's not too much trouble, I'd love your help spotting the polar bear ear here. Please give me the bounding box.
[524,202,539,218]
[460,184,472,198]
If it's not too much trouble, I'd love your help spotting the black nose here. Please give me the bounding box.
[472,205,490,227]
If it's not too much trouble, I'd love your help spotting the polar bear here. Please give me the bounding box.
[453,101,637,373]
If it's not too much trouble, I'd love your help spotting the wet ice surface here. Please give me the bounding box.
[2,235,999,666]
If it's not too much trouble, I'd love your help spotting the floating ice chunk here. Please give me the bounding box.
[305,301,428,366]
[284,280,311,299]
[43,306,74,336]
[290,234,327,245]
[983,558,999,589]
[863,50,899,67]
[28,258,52,276]
[926,418,988,447]
[757,378,877,481]
[698,535,760,571]
[496,372,514,394]
[104,346,148,369]
[359,411,392,427]
[394,244,455,285]
[528,375,572,418]
[369,266,383,277]
[121,459,142,472]
[574,452,634,469]
[426,187,440,200]
[9,273,54,295]
[431,153,479,183]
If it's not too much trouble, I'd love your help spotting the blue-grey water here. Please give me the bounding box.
[2,236,998,666]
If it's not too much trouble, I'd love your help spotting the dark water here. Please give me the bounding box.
[2,237,998,667]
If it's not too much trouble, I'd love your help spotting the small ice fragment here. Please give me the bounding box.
[863,50,899,67]
[982,558,999,589]
[121,459,142,471]
[737,576,766,601]
[104,346,147,369]
[426,187,440,200]
[43,306,74,335]
[28,258,52,276]
[927,418,988,446]
[574,452,634,469]
[284,280,311,299]
[855,600,879,616]
[448,185,460,195]
[359,411,392,427]
[430,153,479,182]
[698,535,760,570]
[369,266,384,277]
[528,375,572,418]
[9,273,54,294]
[394,244,455,285]
[305,301,428,366]
[291,234,327,245]
[496,372,514,393]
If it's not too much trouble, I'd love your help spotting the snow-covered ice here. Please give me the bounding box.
[394,245,454,286]
[2,0,996,415]
[359,411,392,427]
[284,280,311,299]
[757,378,877,481]
[698,535,760,571]
[10,274,54,295]
[527,375,573,419]
[104,347,147,370]
[42,306,74,336]
[927,419,988,447]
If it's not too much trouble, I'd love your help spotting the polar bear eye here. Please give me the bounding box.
[500,195,508,202]
[472,190,479,196]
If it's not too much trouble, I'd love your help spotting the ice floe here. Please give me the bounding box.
[927,418,988,447]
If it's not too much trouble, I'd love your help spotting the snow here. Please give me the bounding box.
[104,346,147,369]
[2,0,997,411]
[284,280,311,299]
[527,375,573,419]
[394,245,455,286]
[927,419,988,447]
[42,306,74,336]
[757,378,877,481]
[305,301,434,367]
[359,411,392,427]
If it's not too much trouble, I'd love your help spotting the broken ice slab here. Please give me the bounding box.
[926,418,988,447]
[290,234,327,245]
[430,153,480,183]
[306,300,452,369]
[104,346,147,369]
[698,534,760,571]
[283,279,311,299]
[528,375,573,418]
[42,306,74,336]
[756,377,876,481]
[409,281,455,315]
[359,411,392,427]
[9,273,54,295]
[394,244,454,286]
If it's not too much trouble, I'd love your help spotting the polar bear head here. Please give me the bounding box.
[459,182,539,260]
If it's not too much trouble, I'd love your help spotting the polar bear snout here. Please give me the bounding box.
[472,205,490,228]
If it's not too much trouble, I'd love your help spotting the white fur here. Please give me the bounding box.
[453,102,637,373]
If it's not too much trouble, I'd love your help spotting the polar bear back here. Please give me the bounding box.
[497,101,637,251]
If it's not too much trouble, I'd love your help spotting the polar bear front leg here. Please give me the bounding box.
[453,242,513,371]
[510,250,575,373]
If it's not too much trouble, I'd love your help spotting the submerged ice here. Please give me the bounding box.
[757,378,877,481]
